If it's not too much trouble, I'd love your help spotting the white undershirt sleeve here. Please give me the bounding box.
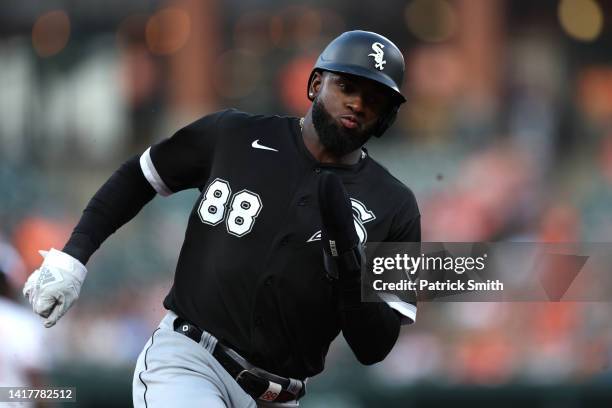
[139,147,173,196]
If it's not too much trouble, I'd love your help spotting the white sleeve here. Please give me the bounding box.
[378,292,417,325]
[139,147,173,196]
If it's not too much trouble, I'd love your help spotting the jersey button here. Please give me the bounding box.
[265,276,274,286]
[297,197,308,206]
[314,167,321,174]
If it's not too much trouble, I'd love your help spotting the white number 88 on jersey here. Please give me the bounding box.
[198,178,262,237]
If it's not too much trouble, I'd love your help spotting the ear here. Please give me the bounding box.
[308,71,323,101]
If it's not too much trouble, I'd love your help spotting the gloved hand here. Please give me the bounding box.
[23,248,88,328]
[318,172,365,283]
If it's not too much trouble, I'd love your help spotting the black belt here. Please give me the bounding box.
[173,317,306,403]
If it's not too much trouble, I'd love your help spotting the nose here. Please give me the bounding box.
[345,93,365,114]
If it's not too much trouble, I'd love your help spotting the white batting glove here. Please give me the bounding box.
[23,248,88,328]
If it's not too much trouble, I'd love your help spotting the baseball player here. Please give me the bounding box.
[23,30,420,407]
[1,240,50,408]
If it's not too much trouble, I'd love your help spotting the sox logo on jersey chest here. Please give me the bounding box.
[307,198,376,244]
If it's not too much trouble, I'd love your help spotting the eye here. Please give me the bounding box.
[337,80,356,95]
[361,91,380,107]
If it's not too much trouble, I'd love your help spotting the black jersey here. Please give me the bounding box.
[139,109,420,379]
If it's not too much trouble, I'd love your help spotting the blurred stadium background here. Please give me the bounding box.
[1,0,612,406]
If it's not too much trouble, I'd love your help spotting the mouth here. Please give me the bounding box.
[339,115,360,130]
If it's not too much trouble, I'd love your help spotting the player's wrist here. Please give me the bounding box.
[62,232,96,266]
[43,248,88,282]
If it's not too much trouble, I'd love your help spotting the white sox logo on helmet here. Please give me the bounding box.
[368,42,386,70]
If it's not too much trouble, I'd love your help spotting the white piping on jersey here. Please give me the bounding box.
[140,147,173,196]
[377,292,417,324]
[251,139,279,152]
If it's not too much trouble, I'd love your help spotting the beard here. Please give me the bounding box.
[311,98,375,157]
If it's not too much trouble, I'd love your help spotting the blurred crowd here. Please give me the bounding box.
[1,0,612,392]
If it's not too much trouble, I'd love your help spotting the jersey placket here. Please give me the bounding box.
[247,165,324,370]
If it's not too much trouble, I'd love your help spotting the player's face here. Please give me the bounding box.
[310,71,392,156]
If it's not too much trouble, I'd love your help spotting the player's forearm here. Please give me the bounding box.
[63,155,156,264]
[340,290,401,365]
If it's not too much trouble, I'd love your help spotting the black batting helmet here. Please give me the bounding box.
[307,30,406,137]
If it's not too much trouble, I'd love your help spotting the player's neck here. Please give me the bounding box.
[301,114,362,165]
